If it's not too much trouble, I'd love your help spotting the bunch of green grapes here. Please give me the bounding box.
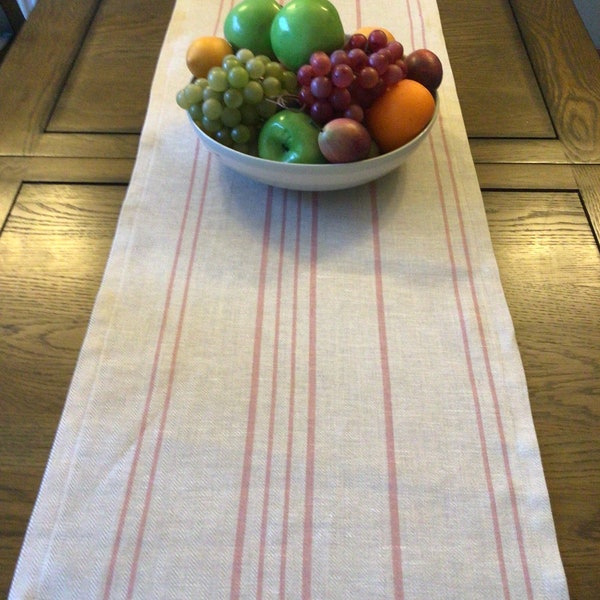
[177,48,298,154]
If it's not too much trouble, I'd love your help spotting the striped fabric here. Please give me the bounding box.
[10,0,569,598]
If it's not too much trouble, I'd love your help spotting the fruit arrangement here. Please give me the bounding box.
[176,0,443,165]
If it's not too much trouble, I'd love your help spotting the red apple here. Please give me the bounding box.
[405,49,443,92]
[318,118,372,163]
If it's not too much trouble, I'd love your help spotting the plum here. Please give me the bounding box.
[405,49,443,92]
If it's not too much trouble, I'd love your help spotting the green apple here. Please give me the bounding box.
[258,110,327,164]
[224,0,281,58]
[270,0,345,71]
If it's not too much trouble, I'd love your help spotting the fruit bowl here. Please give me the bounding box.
[188,96,439,191]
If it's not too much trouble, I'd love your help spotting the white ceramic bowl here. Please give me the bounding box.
[189,97,439,191]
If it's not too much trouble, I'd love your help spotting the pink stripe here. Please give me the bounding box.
[256,193,289,598]
[302,194,318,600]
[230,189,274,600]
[406,0,417,51]
[279,194,302,597]
[437,119,534,598]
[370,183,405,600]
[356,2,405,595]
[412,0,533,592]
[429,138,510,599]
[213,0,229,36]
[125,152,212,598]
[103,1,228,593]
[102,139,203,599]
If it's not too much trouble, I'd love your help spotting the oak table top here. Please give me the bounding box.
[0,0,599,597]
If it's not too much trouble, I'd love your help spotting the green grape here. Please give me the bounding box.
[221,107,242,128]
[239,103,260,126]
[195,77,209,88]
[262,76,282,98]
[215,128,234,146]
[201,116,222,134]
[203,87,223,102]
[207,66,228,92]
[224,88,244,109]
[245,57,266,80]
[257,99,277,120]
[236,48,254,64]
[282,70,299,93]
[222,54,240,71]
[231,124,252,144]
[265,61,284,79]
[184,83,204,105]
[202,97,223,120]
[228,66,250,89]
[176,88,191,109]
[255,54,271,66]
[188,102,204,121]
[243,81,264,105]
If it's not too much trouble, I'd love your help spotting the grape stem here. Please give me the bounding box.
[266,94,303,110]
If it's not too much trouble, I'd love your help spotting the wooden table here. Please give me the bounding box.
[1,0,598,597]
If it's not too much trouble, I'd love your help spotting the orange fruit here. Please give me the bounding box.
[354,26,395,43]
[365,79,435,153]
[186,36,234,78]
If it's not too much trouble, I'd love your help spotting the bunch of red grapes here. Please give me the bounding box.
[296,29,407,125]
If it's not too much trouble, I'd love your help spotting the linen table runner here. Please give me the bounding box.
[10,0,569,598]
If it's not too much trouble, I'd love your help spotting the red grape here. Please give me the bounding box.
[368,51,390,75]
[377,48,393,64]
[331,63,354,88]
[297,64,315,87]
[330,49,350,66]
[310,75,333,99]
[347,48,368,70]
[345,33,368,51]
[330,87,352,111]
[293,34,427,127]
[367,30,388,52]
[371,79,387,100]
[387,40,404,61]
[310,51,332,76]
[382,63,406,86]
[395,59,408,78]
[299,85,315,106]
[344,104,364,122]
[310,100,334,124]
[349,81,376,108]
[357,66,379,89]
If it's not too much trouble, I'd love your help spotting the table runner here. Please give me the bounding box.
[10,0,569,598]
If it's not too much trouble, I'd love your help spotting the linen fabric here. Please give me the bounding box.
[9,0,569,598]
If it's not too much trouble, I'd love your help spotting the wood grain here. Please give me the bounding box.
[469,139,569,164]
[509,0,600,162]
[0,184,125,596]
[572,165,600,245]
[0,156,134,228]
[474,163,577,191]
[48,0,177,132]
[436,0,554,138]
[0,0,175,157]
[0,0,100,155]
[484,191,600,598]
